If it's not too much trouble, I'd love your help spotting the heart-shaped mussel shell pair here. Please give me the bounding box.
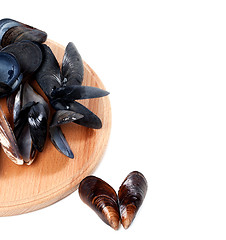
[79,171,148,230]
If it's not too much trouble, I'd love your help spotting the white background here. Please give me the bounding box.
[1,0,226,239]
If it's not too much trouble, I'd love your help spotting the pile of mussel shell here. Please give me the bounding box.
[0,18,109,165]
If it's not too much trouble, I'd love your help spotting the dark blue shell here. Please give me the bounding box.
[0,52,22,97]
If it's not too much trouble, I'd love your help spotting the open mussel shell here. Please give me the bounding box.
[79,176,120,230]
[13,101,36,165]
[0,52,23,97]
[50,110,83,127]
[0,105,23,165]
[0,18,47,47]
[52,100,102,129]
[62,42,84,86]
[118,171,148,229]
[13,82,49,163]
[22,82,49,113]
[1,41,43,74]
[21,83,49,152]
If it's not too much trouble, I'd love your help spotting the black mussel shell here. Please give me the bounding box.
[14,101,36,140]
[22,82,49,112]
[62,42,84,86]
[35,44,62,99]
[50,110,83,127]
[0,18,47,47]
[28,102,48,152]
[0,18,21,46]
[49,126,74,159]
[13,82,49,162]
[79,176,120,230]
[49,110,83,158]
[0,52,23,97]
[13,101,44,164]
[51,85,109,102]
[1,41,43,74]
[51,100,102,129]
[118,171,148,229]
[13,82,49,125]
[21,83,49,152]
[0,52,20,85]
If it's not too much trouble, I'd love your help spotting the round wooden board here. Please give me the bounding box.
[0,39,111,216]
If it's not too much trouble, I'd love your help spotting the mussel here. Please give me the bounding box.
[79,172,148,230]
[0,52,23,97]
[35,44,62,99]
[1,40,43,75]
[118,171,148,229]
[0,19,45,98]
[0,18,110,162]
[61,42,84,86]
[0,105,23,165]
[79,176,120,230]
[0,18,47,48]
[35,42,109,158]
[36,42,109,104]
[49,110,83,159]
[0,40,43,98]
[13,82,49,164]
[52,100,103,129]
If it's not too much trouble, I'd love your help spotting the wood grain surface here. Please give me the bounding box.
[0,39,111,216]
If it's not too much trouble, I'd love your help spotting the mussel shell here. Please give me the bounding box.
[62,42,84,86]
[79,176,120,230]
[13,82,49,158]
[118,171,148,229]
[0,52,20,85]
[13,101,38,165]
[14,102,36,140]
[51,85,109,102]
[0,52,23,97]
[49,126,74,159]
[16,121,36,165]
[2,41,43,74]
[11,26,46,44]
[51,100,102,129]
[35,44,62,99]
[28,102,48,152]
[22,82,49,114]
[0,18,21,46]
[0,105,23,165]
[0,18,47,47]
[50,110,83,127]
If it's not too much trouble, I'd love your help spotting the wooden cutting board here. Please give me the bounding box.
[0,39,111,216]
